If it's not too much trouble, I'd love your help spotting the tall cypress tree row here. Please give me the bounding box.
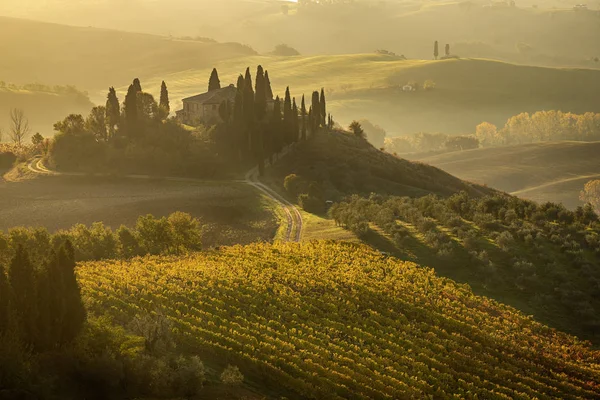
[308,106,314,136]
[159,81,170,118]
[105,87,120,140]
[254,65,267,122]
[57,241,86,345]
[300,95,307,141]
[9,246,37,346]
[208,68,221,91]
[283,87,292,145]
[320,88,327,127]
[0,265,10,336]
[264,70,274,100]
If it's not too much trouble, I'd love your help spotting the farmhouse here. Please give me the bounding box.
[176,84,237,125]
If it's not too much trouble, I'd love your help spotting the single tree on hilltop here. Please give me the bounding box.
[209,68,221,92]
[434,41,439,60]
[160,81,170,118]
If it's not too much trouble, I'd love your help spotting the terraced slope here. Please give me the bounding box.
[79,241,600,399]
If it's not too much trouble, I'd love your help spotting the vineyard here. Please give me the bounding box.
[330,193,600,345]
[79,241,600,399]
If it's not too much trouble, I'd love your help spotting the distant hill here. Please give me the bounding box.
[264,129,493,200]
[137,55,600,135]
[0,16,256,92]
[416,141,600,209]
[0,85,93,137]
[80,241,600,399]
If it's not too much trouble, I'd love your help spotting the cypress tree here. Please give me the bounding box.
[105,87,120,139]
[311,91,320,132]
[308,106,314,136]
[320,88,326,127]
[254,65,267,122]
[283,87,292,145]
[8,246,37,346]
[233,75,245,162]
[124,84,138,133]
[57,241,86,345]
[0,265,10,335]
[243,68,255,157]
[133,78,142,92]
[434,41,439,60]
[270,96,282,161]
[264,70,274,100]
[292,98,299,143]
[159,81,170,117]
[445,43,450,57]
[208,68,221,92]
[300,95,307,140]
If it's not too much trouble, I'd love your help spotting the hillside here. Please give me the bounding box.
[79,241,600,399]
[263,130,494,200]
[2,0,599,68]
[416,141,600,209]
[138,55,600,135]
[0,16,255,91]
[0,85,93,136]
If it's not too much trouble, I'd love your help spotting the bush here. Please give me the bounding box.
[220,365,243,385]
[272,43,300,56]
[0,151,17,169]
[284,174,305,199]
[299,193,326,214]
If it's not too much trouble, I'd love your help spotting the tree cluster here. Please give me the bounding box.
[211,66,330,174]
[476,110,600,146]
[0,241,85,352]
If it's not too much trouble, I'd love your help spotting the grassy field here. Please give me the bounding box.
[138,55,600,135]
[79,241,600,399]
[416,141,600,209]
[0,175,277,247]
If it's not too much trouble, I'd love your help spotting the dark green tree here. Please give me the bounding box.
[434,41,439,60]
[311,91,320,132]
[105,87,120,139]
[349,120,365,138]
[243,68,255,157]
[320,88,326,127]
[86,106,108,141]
[8,246,37,345]
[264,70,274,100]
[269,96,282,162]
[124,84,139,133]
[308,106,314,136]
[57,241,86,345]
[254,65,267,122]
[283,87,292,144]
[292,98,299,143]
[0,265,10,335]
[445,43,450,57]
[132,78,142,92]
[233,75,245,161]
[159,80,170,118]
[209,68,221,91]
[300,95,307,140]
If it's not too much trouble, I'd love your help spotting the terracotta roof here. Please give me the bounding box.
[182,84,237,105]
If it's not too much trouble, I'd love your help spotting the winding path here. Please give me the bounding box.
[26,157,303,242]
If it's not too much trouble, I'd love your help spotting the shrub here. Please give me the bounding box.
[168,212,202,252]
[0,151,17,169]
[496,231,515,251]
[284,174,305,199]
[220,365,244,385]
[136,215,174,255]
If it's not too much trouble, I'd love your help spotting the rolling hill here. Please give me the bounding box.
[416,141,600,209]
[136,55,600,135]
[79,241,600,399]
[0,85,93,136]
[263,129,494,200]
[2,17,600,136]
